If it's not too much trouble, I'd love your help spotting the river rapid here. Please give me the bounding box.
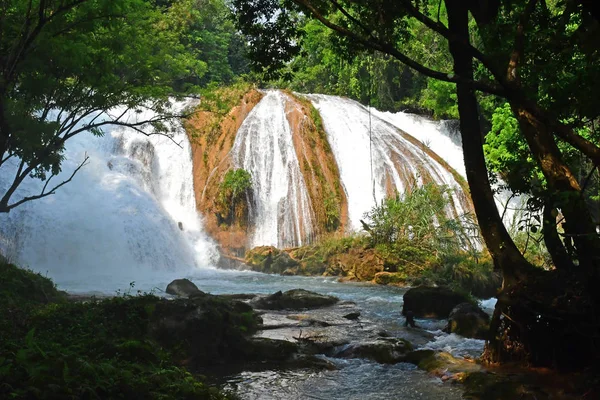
[57,267,484,400]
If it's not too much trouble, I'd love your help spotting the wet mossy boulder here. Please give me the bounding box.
[402,286,471,318]
[165,278,205,298]
[373,271,407,286]
[327,247,384,281]
[251,289,339,310]
[444,302,490,339]
[244,246,300,274]
[243,338,299,361]
[335,337,413,364]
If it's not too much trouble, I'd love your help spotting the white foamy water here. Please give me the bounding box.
[0,101,218,285]
[375,111,466,177]
[231,90,315,248]
[306,94,469,231]
[423,332,485,359]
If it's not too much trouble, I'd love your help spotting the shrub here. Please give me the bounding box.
[215,168,253,226]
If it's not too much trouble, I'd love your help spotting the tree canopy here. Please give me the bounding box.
[0,0,248,212]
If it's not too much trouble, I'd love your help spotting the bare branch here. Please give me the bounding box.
[0,154,90,212]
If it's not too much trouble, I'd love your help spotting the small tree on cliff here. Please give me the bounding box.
[0,0,206,213]
[215,168,253,226]
[234,0,600,369]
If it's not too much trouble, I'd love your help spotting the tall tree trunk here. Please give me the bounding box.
[542,200,575,270]
[512,106,600,281]
[445,0,533,287]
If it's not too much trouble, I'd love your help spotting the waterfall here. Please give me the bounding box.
[374,107,523,228]
[0,101,218,288]
[230,90,315,248]
[307,94,469,231]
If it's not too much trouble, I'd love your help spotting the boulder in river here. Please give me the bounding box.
[335,337,413,364]
[444,302,490,339]
[402,286,471,318]
[251,289,339,310]
[243,337,299,361]
[244,246,300,274]
[165,278,205,298]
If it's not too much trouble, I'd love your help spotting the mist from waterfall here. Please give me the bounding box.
[0,102,218,289]
[306,94,469,231]
[231,90,315,248]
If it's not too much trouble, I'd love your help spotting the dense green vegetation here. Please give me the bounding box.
[362,184,497,296]
[0,261,258,399]
[215,168,253,226]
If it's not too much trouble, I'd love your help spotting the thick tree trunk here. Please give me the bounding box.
[542,201,574,270]
[512,106,600,282]
[445,0,533,287]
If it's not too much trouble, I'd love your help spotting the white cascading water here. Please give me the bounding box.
[375,108,524,228]
[0,102,218,290]
[231,90,315,248]
[306,94,469,231]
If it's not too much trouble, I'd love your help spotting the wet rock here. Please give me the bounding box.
[327,248,384,281]
[403,349,437,368]
[243,338,299,361]
[244,246,300,274]
[295,336,349,356]
[251,289,339,310]
[335,337,413,364]
[216,293,258,301]
[373,271,407,286]
[402,286,471,318]
[165,278,205,298]
[288,355,338,370]
[444,302,490,339]
[343,312,361,320]
[405,350,483,376]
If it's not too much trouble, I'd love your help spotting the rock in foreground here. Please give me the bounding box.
[251,289,339,310]
[165,278,205,298]
[335,337,413,363]
[402,286,471,318]
[444,302,490,339]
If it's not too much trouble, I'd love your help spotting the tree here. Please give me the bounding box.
[234,0,600,369]
[0,0,205,212]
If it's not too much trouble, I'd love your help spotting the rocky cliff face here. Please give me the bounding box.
[285,93,348,237]
[187,88,348,256]
[186,87,264,256]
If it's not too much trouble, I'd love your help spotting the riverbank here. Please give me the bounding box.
[2,260,596,399]
[241,237,501,299]
[0,261,253,399]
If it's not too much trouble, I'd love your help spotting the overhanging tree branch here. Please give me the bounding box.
[293,0,506,96]
[0,154,89,212]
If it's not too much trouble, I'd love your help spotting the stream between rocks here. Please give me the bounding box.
[57,268,492,400]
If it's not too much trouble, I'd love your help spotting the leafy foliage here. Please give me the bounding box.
[215,168,253,226]
[361,183,496,295]
[0,0,249,212]
[0,261,237,399]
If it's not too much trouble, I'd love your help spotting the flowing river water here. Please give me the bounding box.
[56,267,485,400]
